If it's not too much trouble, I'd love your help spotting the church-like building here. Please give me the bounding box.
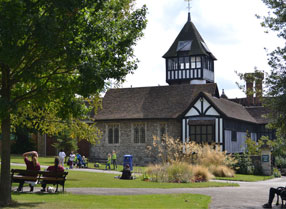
[90,13,274,165]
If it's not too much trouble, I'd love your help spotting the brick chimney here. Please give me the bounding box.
[244,73,254,106]
[254,72,264,106]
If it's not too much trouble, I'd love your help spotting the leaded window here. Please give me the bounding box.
[190,125,214,143]
[134,123,146,144]
[159,123,167,141]
[107,124,119,144]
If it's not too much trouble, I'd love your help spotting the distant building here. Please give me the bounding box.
[90,13,274,165]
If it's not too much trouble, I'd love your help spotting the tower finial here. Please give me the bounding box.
[185,0,192,22]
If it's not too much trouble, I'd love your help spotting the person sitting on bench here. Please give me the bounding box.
[17,151,41,192]
[120,164,133,180]
[263,187,285,208]
[41,157,64,192]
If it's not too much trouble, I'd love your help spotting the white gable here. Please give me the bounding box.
[184,96,220,117]
[185,107,200,117]
[206,107,219,116]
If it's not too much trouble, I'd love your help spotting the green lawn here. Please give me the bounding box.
[7,155,276,209]
[5,193,211,209]
[215,174,274,182]
[10,165,238,188]
[9,155,145,172]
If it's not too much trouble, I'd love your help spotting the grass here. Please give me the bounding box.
[9,155,145,172]
[215,174,274,182]
[4,193,211,209]
[10,165,238,188]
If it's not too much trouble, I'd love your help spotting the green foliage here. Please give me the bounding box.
[233,153,254,175]
[0,0,147,205]
[257,0,286,139]
[52,130,78,154]
[273,167,281,178]
[274,156,286,168]
[10,128,36,154]
[245,135,275,156]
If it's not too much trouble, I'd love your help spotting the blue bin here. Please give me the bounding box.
[123,155,133,171]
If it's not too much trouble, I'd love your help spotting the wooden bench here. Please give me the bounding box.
[93,158,107,167]
[38,170,68,192]
[11,169,68,193]
[276,187,286,208]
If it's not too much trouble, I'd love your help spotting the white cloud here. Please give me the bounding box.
[124,0,282,98]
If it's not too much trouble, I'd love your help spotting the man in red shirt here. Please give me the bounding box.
[41,157,64,192]
[17,151,41,192]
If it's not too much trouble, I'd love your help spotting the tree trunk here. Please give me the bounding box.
[0,65,11,206]
[0,117,11,206]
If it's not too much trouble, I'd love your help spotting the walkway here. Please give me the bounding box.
[66,177,285,209]
[11,163,285,208]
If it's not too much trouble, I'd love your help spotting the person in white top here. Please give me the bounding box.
[58,149,66,167]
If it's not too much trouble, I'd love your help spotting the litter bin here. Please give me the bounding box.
[123,155,133,171]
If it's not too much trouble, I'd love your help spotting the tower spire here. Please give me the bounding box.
[185,0,191,22]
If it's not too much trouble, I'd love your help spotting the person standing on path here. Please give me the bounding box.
[68,151,76,169]
[105,153,111,170]
[58,149,66,167]
[111,150,117,170]
[16,151,41,192]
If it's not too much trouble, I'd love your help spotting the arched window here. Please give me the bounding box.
[133,123,146,144]
[114,127,119,144]
[134,127,139,143]
[108,128,113,144]
[140,127,145,143]
[107,124,119,144]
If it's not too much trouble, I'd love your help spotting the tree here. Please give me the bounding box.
[0,0,147,205]
[258,0,286,138]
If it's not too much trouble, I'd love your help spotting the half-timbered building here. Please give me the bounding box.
[90,13,274,165]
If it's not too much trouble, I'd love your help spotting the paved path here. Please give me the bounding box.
[66,177,286,209]
[11,163,286,208]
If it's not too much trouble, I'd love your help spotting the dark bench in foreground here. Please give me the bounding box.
[11,169,68,192]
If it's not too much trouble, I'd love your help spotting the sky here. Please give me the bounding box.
[122,0,283,98]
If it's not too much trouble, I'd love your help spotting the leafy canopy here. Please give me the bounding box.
[0,0,147,206]
[258,0,286,137]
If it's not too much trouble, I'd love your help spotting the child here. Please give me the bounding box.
[68,151,75,169]
[111,150,117,170]
[105,153,111,170]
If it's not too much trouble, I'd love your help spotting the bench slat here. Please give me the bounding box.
[11,169,68,193]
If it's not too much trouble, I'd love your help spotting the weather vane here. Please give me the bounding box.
[184,0,192,21]
[185,0,192,13]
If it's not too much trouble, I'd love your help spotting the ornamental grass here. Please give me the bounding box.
[145,136,236,181]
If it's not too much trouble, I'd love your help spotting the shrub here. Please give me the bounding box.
[145,164,168,183]
[191,165,214,182]
[208,165,235,177]
[273,167,281,178]
[167,162,193,183]
[145,162,193,183]
[233,153,254,175]
[197,144,236,168]
[147,137,236,178]
[275,156,286,168]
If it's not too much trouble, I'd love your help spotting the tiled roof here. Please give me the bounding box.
[203,93,258,123]
[163,20,216,59]
[94,83,219,120]
[245,106,270,124]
